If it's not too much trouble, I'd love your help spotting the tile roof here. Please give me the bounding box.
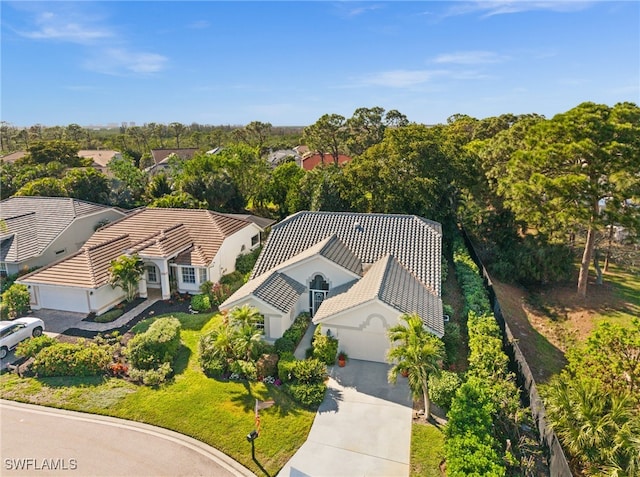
[21,235,132,288]
[78,150,120,168]
[150,148,199,165]
[85,208,251,266]
[219,213,276,231]
[222,234,361,310]
[252,211,442,295]
[20,208,255,288]
[253,272,307,313]
[0,197,121,263]
[313,255,444,337]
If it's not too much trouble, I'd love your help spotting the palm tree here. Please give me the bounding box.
[229,305,264,330]
[108,254,145,302]
[387,313,444,418]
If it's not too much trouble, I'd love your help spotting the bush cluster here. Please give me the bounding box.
[277,353,327,408]
[235,246,261,275]
[445,236,528,475]
[274,312,311,355]
[32,341,111,377]
[126,317,181,385]
[190,294,212,312]
[311,326,338,365]
[15,335,57,359]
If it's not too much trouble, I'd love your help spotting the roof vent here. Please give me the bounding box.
[353,221,363,231]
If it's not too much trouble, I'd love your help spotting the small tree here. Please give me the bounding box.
[108,254,144,302]
[387,313,445,418]
[1,283,31,318]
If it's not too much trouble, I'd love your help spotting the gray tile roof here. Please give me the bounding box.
[253,272,307,313]
[0,197,121,263]
[252,211,442,295]
[221,234,361,311]
[314,255,444,337]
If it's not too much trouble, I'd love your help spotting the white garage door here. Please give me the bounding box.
[337,328,390,363]
[38,287,89,313]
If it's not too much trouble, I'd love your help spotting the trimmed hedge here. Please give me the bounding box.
[127,317,181,370]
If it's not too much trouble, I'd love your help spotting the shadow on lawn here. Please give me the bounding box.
[228,381,309,418]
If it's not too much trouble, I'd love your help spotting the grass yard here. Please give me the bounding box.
[410,422,445,477]
[0,312,316,476]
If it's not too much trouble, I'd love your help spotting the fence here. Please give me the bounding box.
[460,230,573,477]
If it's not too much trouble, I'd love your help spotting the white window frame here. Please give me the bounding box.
[181,266,196,284]
[199,268,207,284]
[146,265,158,283]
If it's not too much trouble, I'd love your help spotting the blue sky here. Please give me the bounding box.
[2,1,638,127]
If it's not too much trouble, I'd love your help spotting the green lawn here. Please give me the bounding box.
[0,312,316,476]
[410,422,445,477]
[593,263,640,328]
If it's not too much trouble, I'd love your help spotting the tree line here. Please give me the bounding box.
[2,102,639,298]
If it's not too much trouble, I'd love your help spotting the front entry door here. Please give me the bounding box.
[309,274,329,316]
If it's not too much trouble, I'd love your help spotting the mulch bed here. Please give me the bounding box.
[64,296,193,340]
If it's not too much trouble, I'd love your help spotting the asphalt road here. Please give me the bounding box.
[0,400,255,477]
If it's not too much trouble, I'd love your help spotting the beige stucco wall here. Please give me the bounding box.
[209,223,262,283]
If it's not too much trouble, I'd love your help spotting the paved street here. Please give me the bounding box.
[0,400,255,477]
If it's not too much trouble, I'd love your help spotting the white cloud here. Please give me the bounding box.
[85,48,168,76]
[444,1,594,18]
[434,51,508,65]
[19,10,113,44]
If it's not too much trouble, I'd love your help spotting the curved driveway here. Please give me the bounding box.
[0,400,255,477]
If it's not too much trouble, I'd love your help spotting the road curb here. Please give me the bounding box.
[0,399,257,477]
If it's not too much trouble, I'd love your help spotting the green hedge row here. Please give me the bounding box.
[32,340,111,377]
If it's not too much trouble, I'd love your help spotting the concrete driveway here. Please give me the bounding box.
[277,360,413,477]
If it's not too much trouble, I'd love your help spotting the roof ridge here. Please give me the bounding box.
[84,233,130,252]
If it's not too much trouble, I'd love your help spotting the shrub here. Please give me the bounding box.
[230,359,257,381]
[282,312,311,347]
[277,352,296,383]
[128,362,172,386]
[190,294,212,312]
[274,336,295,355]
[429,371,462,411]
[285,383,326,408]
[311,329,339,365]
[1,283,31,318]
[235,246,261,274]
[126,317,181,370]
[15,335,57,359]
[257,353,279,378]
[442,321,461,365]
[32,341,111,377]
[292,358,326,384]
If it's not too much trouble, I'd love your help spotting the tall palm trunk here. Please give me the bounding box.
[422,377,431,417]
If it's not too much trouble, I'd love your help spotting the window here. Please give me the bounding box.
[146,266,157,283]
[0,262,6,278]
[199,268,207,284]
[251,234,260,247]
[181,267,196,284]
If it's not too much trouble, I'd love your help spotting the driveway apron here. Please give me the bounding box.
[277,360,413,477]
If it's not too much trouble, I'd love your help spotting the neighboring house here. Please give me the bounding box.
[146,148,199,175]
[221,211,444,363]
[78,150,122,175]
[267,149,302,168]
[18,208,267,315]
[301,152,352,171]
[0,196,127,277]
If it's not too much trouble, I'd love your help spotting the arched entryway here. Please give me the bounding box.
[309,274,329,316]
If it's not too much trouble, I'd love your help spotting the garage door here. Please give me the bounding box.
[337,328,390,363]
[38,286,89,313]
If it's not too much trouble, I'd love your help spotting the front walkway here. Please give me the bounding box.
[277,360,413,477]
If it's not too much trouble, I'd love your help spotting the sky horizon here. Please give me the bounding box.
[2,1,639,128]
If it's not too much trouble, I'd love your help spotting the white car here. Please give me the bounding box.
[0,318,45,359]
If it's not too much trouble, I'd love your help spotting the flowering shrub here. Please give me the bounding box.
[108,362,129,377]
[128,362,172,386]
[15,335,57,359]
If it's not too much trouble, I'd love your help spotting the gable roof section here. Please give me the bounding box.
[78,150,120,168]
[151,148,199,165]
[20,235,132,288]
[0,196,122,263]
[313,255,444,337]
[253,272,307,313]
[85,208,251,266]
[222,234,361,311]
[252,211,442,295]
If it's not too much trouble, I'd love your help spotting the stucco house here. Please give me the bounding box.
[145,148,200,175]
[0,196,127,277]
[18,208,271,315]
[220,211,444,363]
[78,149,122,175]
